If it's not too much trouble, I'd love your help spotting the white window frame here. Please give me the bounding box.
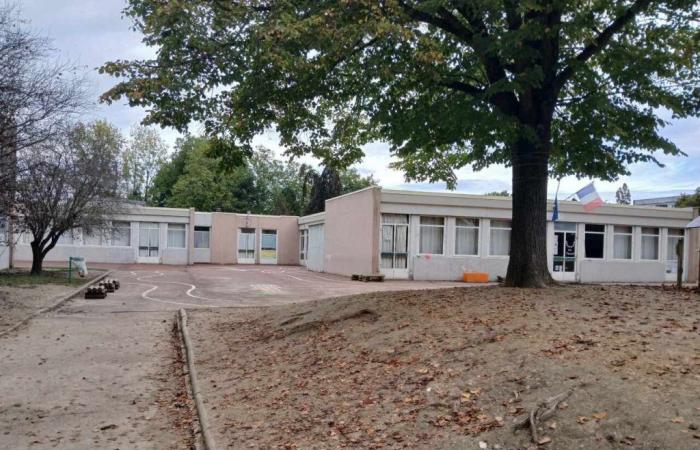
[194,226,210,249]
[583,224,606,260]
[418,216,445,256]
[640,227,660,261]
[454,217,479,256]
[111,221,131,247]
[489,219,512,257]
[167,223,187,249]
[299,229,307,261]
[612,225,633,260]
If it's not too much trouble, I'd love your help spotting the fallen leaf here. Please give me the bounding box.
[592,412,608,420]
[672,417,685,423]
[537,436,552,445]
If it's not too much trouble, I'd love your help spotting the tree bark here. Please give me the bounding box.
[505,137,554,288]
[30,241,43,275]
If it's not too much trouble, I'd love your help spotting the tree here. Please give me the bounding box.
[122,125,168,202]
[14,121,123,274]
[102,1,700,287]
[615,183,632,205]
[676,187,700,207]
[485,191,511,197]
[1,3,87,252]
[340,168,377,195]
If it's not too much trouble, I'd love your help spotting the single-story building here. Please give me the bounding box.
[5,187,699,284]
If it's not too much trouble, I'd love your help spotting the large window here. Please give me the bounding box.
[139,222,160,256]
[83,229,104,246]
[381,214,409,269]
[666,228,684,274]
[489,220,511,256]
[299,229,308,261]
[584,224,605,259]
[640,227,659,260]
[167,223,186,248]
[455,218,479,255]
[194,226,210,248]
[419,216,444,255]
[57,232,74,246]
[238,228,256,260]
[613,225,633,259]
[111,221,131,247]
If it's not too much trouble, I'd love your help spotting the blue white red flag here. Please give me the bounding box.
[575,182,604,212]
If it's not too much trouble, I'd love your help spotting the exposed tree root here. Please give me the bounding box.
[514,389,574,444]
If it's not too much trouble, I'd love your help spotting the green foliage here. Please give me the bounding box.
[675,187,700,207]
[122,125,168,202]
[615,183,632,205]
[149,137,375,215]
[101,1,699,185]
[484,190,510,197]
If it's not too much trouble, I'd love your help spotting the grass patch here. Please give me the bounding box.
[0,268,99,287]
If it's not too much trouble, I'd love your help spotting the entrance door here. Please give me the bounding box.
[260,230,278,265]
[237,228,256,264]
[380,214,409,279]
[553,222,576,281]
[306,224,325,272]
[138,222,160,259]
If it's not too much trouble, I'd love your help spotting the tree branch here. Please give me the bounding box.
[554,0,654,92]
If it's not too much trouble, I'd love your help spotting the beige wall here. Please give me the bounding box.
[210,213,299,265]
[322,187,380,276]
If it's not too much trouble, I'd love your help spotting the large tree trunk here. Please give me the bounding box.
[30,241,44,275]
[505,137,554,288]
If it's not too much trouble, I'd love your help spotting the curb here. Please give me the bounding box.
[0,269,113,339]
[178,308,217,450]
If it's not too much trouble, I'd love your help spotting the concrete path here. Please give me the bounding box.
[0,270,193,450]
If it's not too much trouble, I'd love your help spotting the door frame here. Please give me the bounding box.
[552,227,577,281]
[237,228,256,264]
[379,221,410,279]
[259,229,278,265]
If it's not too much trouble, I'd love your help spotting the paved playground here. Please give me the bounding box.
[0,264,464,449]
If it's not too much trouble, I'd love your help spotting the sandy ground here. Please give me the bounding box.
[0,270,195,450]
[0,284,75,334]
[187,285,700,450]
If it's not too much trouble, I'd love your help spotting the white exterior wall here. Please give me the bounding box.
[379,190,694,283]
[0,245,9,270]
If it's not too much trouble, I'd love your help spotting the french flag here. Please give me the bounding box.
[576,182,604,212]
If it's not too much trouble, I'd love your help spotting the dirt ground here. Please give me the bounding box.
[187,285,700,450]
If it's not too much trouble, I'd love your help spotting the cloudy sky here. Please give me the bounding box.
[21,0,700,202]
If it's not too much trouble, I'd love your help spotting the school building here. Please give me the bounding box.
[4,187,699,284]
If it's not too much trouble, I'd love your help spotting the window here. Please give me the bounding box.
[613,225,633,259]
[419,216,444,255]
[666,228,684,274]
[111,221,131,247]
[584,224,605,259]
[640,227,659,260]
[194,226,210,249]
[57,232,74,246]
[299,229,308,261]
[381,214,409,269]
[167,223,186,248]
[83,229,102,246]
[139,222,160,256]
[455,218,479,255]
[489,220,511,256]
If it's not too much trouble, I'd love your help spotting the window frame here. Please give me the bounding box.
[193,226,210,249]
[167,223,187,249]
[110,221,131,247]
[418,216,445,256]
[640,226,660,261]
[583,224,606,260]
[612,225,633,260]
[488,219,512,257]
[454,217,480,256]
[299,229,307,261]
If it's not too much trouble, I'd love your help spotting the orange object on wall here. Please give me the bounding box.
[462,272,489,283]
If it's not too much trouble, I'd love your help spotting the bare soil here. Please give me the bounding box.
[0,284,75,334]
[187,285,700,450]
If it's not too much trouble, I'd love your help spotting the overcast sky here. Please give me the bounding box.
[21,0,700,202]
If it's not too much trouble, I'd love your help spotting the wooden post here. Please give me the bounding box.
[676,239,683,290]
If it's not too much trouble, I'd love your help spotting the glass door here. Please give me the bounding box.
[260,230,277,265]
[237,228,256,264]
[138,222,160,257]
[553,222,576,281]
[380,214,409,279]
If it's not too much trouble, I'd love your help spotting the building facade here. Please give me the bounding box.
[6,187,699,284]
